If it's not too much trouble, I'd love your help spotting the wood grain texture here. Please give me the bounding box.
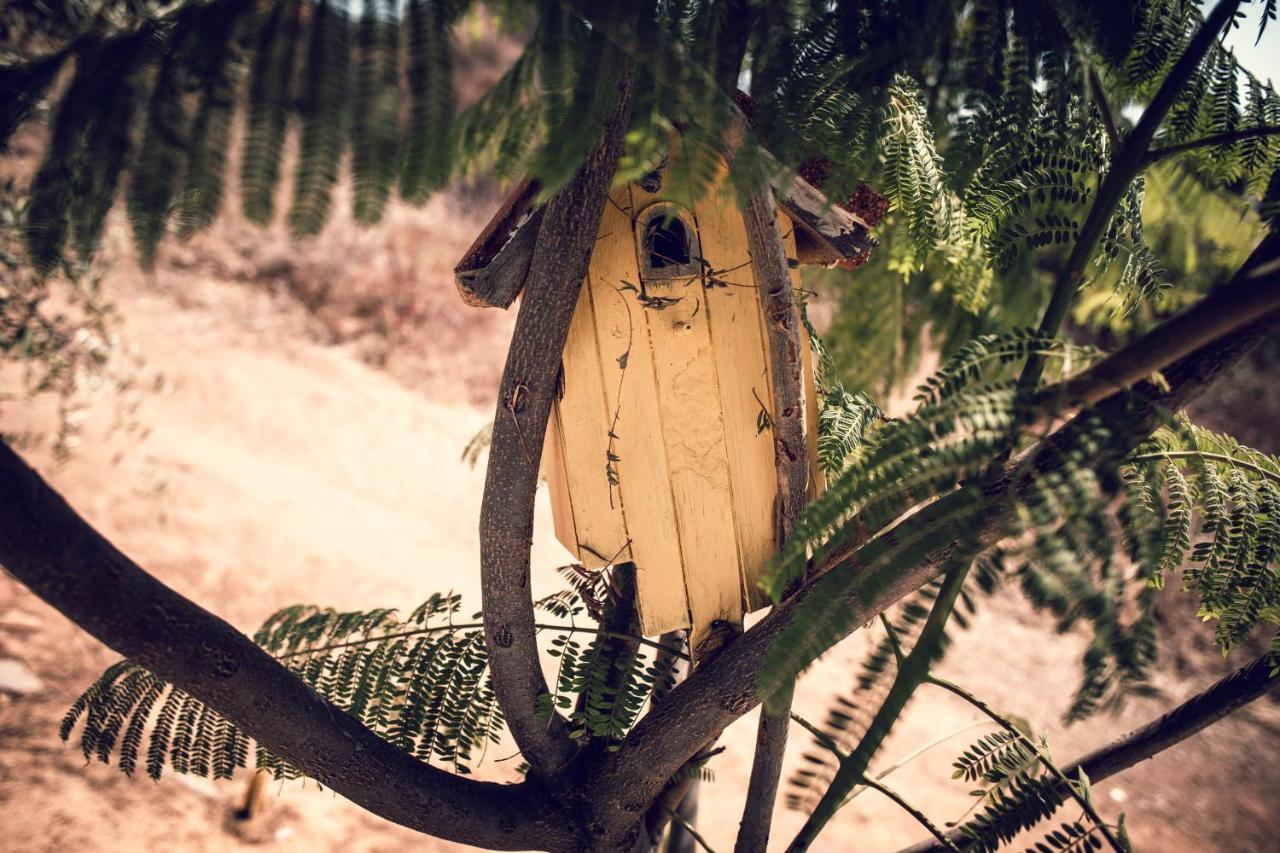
[542,398,579,561]
[553,281,630,568]
[696,185,779,614]
[587,187,690,635]
[628,187,744,651]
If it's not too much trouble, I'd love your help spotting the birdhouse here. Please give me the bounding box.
[455,167,874,642]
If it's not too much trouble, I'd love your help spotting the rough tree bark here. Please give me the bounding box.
[0,441,577,852]
[479,53,635,780]
[735,189,810,853]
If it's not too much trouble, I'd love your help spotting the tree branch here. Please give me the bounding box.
[1086,64,1120,151]
[1019,0,1243,390]
[899,652,1280,853]
[735,680,794,853]
[787,558,975,851]
[479,49,635,779]
[1029,233,1280,426]
[734,182,810,853]
[0,441,577,852]
[862,777,961,853]
[589,269,1280,827]
[1144,125,1280,164]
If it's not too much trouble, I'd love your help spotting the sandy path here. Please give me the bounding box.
[2,261,1277,852]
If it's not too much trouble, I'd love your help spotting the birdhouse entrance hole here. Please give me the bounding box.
[638,202,701,281]
[646,217,689,268]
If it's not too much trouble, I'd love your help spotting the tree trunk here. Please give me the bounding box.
[479,52,636,779]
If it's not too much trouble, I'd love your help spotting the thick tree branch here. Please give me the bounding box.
[479,51,635,779]
[899,652,1280,853]
[0,441,577,852]
[1030,234,1280,424]
[589,271,1280,826]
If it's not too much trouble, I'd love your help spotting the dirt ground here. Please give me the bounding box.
[2,196,1279,852]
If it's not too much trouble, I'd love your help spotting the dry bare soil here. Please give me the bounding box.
[1,196,1278,852]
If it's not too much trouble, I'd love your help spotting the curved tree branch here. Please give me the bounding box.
[899,652,1280,853]
[479,50,635,779]
[0,441,577,852]
[734,162,809,853]
[588,257,1280,828]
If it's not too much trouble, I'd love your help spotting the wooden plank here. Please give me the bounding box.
[771,173,875,265]
[587,187,690,635]
[630,183,744,650]
[543,400,580,560]
[695,185,779,614]
[555,278,630,568]
[453,179,543,308]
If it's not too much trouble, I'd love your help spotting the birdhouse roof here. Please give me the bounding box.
[453,172,877,309]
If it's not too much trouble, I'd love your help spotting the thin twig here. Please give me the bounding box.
[1086,64,1121,150]
[844,719,992,806]
[1127,450,1280,485]
[925,675,1123,853]
[605,281,635,507]
[861,777,961,852]
[1144,124,1280,164]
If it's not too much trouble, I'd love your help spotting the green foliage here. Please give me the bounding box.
[64,568,682,781]
[288,0,352,237]
[1122,419,1280,656]
[9,0,1278,285]
[539,564,680,746]
[350,0,400,223]
[12,3,1280,847]
[764,323,1280,724]
[787,555,1004,812]
[24,31,150,273]
[241,0,303,225]
[400,0,457,200]
[128,1,251,266]
[946,726,1116,853]
[882,75,955,257]
[816,387,885,477]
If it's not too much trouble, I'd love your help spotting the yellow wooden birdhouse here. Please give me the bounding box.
[455,168,873,641]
